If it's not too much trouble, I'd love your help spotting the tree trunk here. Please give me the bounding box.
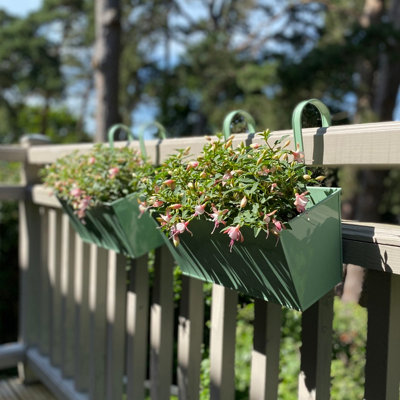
[93,0,121,142]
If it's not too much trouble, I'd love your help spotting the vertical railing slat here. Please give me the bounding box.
[177,276,204,399]
[106,252,127,400]
[74,235,91,393]
[39,208,50,356]
[249,299,282,400]
[150,246,175,399]
[48,209,63,368]
[298,291,334,400]
[364,271,400,400]
[209,284,238,400]
[126,255,149,400]
[60,215,75,378]
[89,245,108,400]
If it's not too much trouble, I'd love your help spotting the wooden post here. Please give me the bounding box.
[150,246,174,400]
[106,252,126,400]
[18,134,50,382]
[298,291,334,400]
[364,271,400,400]
[250,300,282,400]
[177,276,204,399]
[89,245,108,400]
[74,235,91,393]
[126,255,149,400]
[209,285,238,400]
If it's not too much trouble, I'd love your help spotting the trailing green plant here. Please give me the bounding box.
[40,143,153,219]
[140,130,325,251]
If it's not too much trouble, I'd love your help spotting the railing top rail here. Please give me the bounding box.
[18,120,400,167]
[0,145,27,162]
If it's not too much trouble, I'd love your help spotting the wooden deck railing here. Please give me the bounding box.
[0,121,399,399]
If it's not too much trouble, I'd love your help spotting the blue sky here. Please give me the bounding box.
[0,0,42,16]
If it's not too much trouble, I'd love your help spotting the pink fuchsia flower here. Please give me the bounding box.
[294,192,309,213]
[169,203,182,210]
[162,179,176,189]
[193,204,206,217]
[186,161,199,170]
[250,143,260,149]
[138,201,148,217]
[158,211,172,226]
[207,205,228,234]
[70,187,83,198]
[221,171,233,186]
[258,166,270,176]
[175,221,192,236]
[88,156,96,165]
[169,221,192,247]
[76,196,92,219]
[270,183,278,192]
[272,219,283,232]
[292,144,305,163]
[108,167,120,179]
[223,225,244,252]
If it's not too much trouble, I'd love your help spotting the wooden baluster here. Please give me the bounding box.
[177,276,204,400]
[48,209,63,368]
[364,271,400,400]
[209,285,238,400]
[150,246,174,400]
[18,136,47,382]
[249,300,282,400]
[298,291,334,400]
[106,252,126,400]
[126,255,149,400]
[89,245,108,400]
[39,208,50,356]
[60,215,75,378]
[74,235,91,393]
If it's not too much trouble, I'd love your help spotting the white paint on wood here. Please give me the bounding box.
[177,276,204,400]
[126,255,149,400]
[298,292,334,400]
[48,210,63,368]
[106,252,126,400]
[27,347,88,400]
[0,342,25,369]
[88,245,108,400]
[0,184,25,200]
[0,145,26,162]
[26,121,400,167]
[40,208,51,356]
[150,246,175,400]
[209,284,238,400]
[250,300,282,400]
[73,236,90,393]
[60,215,75,379]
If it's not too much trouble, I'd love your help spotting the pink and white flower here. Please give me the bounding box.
[108,167,119,179]
[294,192,309,213]
[193,204,206,217]
[207,205,228,234]
[223,225,244,252]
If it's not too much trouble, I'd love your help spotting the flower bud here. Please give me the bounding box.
[316,175,326,182]
[240,196,247,208]
[250,143,260,149]
[303,174,311,180]
[283,139,291,148]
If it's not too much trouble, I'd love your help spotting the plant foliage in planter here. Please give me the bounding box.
[40,125,165,258]
[141,102,342,310]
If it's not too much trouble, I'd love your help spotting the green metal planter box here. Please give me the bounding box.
[60,193,164,258]
[157,186,342,311]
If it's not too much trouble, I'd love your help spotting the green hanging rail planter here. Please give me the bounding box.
[54,123,166,258]
[153,105,342,311]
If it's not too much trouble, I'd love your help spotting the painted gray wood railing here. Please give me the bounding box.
[0,121,399,400]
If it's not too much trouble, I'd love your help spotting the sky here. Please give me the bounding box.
[0,0,42,16]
